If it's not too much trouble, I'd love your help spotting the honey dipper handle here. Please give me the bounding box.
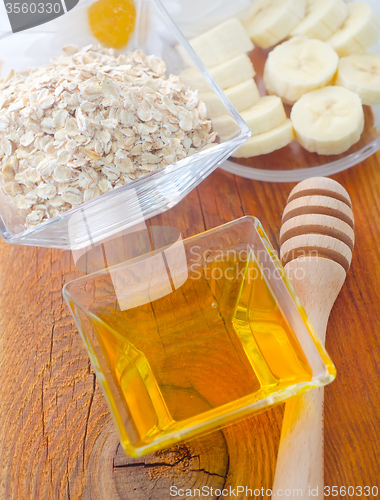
[272,257,346,500]
[285,257,347,342]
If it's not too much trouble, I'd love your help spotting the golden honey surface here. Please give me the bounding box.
[88,254,312,454]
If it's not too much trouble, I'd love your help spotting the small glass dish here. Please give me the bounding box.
[0,0,250,249]
[170,0,380,182]
[63,216,336,457]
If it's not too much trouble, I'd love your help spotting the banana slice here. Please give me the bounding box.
[225,79,261,111]
[181,54,255,93]
[240,96,287,136]
[200,79,260,118]
[177,18,254,68]
[232,120,294,158]
[291,0,348,41]
[290,86,364,155]
[243,0,307,49]
[212,114,242,142]
[327,2,380,57]
[335,54,380,106]
[205,54,256,90]
[180,67,211,93]
[263,36,339,104]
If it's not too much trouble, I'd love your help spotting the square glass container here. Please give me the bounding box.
[63,216,336,457]
[0,0,250,249]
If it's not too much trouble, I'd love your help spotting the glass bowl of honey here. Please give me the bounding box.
[63,216,336,457]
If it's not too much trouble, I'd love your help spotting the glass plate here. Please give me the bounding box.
[171,0,380,182]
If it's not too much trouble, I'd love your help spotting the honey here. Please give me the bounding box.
[88,0,136,49]
[85,253,313,454]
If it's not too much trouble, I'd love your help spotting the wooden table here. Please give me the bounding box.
[0,153,379,499]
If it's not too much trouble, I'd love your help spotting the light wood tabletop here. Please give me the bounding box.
[0,152,379,499]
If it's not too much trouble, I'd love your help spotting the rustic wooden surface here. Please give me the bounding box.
[0,153,379,499]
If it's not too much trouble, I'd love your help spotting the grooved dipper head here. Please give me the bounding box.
[280,177,355,272]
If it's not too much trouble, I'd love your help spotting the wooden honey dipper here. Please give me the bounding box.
[272,177,355,499]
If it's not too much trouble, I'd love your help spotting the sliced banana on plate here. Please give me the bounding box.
[224,79,261,112]
[190,18,254,67]
[232,120,295,158]
[327,2,380,57]
[212,114,242,142]
[244,0,306,49]
[291,0,348,41]
[240,96,287,136]
[335,54,380,105]
[264,36,339,104]
[207,53,256,90]
[291,86,364,155]
[200,79,260,118]
[181,53,255,92]
[177,18,254,68]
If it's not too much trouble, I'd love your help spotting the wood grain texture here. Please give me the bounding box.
[0,153,379,499]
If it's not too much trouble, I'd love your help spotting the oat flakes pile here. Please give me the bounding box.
[0,44,216,229]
